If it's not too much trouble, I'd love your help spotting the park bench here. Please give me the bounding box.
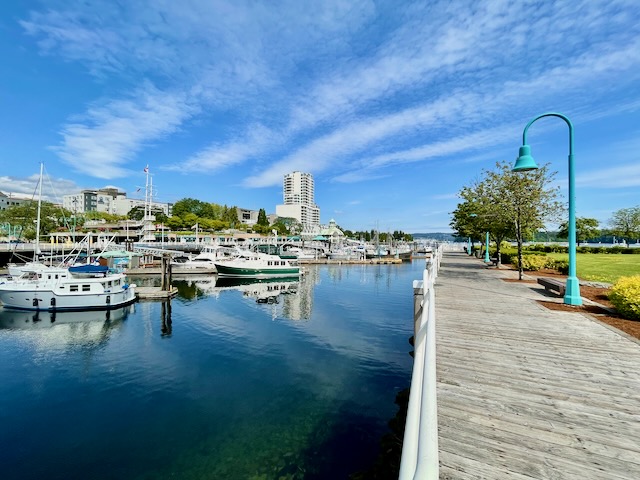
[537,277,566,297]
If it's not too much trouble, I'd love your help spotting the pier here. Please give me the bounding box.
[402,251,640,479]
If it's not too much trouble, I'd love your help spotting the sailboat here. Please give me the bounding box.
[1,164,138,311]
[7,163,50,277]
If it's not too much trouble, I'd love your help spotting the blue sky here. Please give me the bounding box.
[1,0,639,233]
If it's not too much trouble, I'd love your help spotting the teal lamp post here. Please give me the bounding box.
[513,112,582,305]
[469,213,491,262]
[484,231,490,262]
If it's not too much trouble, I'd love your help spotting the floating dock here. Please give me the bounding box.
[135,286,178,300]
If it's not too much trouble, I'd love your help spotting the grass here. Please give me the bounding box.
[545,253,640,284]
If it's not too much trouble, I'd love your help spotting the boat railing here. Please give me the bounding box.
[399,244,443,480]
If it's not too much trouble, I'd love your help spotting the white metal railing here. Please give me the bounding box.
[399,245,443,479]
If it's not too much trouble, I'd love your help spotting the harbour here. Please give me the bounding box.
[0,260,421,480]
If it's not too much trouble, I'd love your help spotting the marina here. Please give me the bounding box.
[0,260,420,480]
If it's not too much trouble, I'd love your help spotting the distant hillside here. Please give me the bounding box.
[411,232,458,242]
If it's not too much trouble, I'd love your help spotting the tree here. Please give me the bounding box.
[557,217,600,243]
[0,201,69,240]
[450,178,514,262]
[494,161,563,279]
[609,206,640,242]
[172,198,215,219]
[452,161,563,279]
[257,208,269,226]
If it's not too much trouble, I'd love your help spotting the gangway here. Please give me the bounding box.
[133,246,188,258]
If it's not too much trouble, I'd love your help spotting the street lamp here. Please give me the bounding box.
[513,112,581,306]
[469,214,492,263]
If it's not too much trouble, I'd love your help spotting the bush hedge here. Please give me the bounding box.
[609,276,640,320]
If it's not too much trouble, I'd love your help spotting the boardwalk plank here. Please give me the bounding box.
[433,253,640,479]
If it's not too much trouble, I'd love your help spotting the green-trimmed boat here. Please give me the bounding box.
[213,251,301,278]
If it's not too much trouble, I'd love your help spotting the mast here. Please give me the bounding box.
[34,163,43,259]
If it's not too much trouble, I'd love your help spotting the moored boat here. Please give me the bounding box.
[0,266,137,311]
[213,251,300,278]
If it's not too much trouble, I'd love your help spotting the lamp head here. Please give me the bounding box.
[513,144,539,171]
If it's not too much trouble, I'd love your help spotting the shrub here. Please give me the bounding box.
[512,254,549,271]
[497,250,516,264]
[609,275,640,319]
[548,259,569,274]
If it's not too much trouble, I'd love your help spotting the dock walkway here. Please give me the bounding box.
[435,252,640,479]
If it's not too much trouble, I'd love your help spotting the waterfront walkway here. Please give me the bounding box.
[435,252,640,479]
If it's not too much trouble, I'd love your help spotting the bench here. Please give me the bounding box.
[537,277,566,296]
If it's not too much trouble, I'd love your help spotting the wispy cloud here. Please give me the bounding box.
[0,174,81,202]
[52,84,198,179]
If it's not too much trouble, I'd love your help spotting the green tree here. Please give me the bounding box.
[257,208,269,226]
[451,179,514,262]
[172,198,215,219]
[609,206,640,242]
[452,161,562,278]
[0,201,68,240]
[165,216,184,231]
[557,217,600,243]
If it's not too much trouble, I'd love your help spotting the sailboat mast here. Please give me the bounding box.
[34,162,43,259]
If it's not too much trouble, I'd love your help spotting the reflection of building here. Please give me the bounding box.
[282,266,317,321]
[275,172,320,234]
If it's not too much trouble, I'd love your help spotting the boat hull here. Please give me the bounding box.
[0,286,137,311]
[214,263,300,278]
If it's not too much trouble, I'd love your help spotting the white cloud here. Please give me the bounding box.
[52,84,198,179]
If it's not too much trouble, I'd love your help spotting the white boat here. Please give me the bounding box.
[327,245,366,260]
[0,266,137,311]
[213,251,301,278]
[8,261,50,277]
[171,246,235,270]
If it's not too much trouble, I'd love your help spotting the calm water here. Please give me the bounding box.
[0,261,424,480]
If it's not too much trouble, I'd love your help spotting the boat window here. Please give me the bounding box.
[108,281,112,287]
[82,284,91,292]
[70,285,79,292]
[267,261,272,266]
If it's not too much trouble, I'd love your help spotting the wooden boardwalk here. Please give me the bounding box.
[435,252,640,479]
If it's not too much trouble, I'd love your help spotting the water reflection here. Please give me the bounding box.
[167,274,313,321]
[0,305,133,350]
[160,300,172,337]
[0,305,132,329]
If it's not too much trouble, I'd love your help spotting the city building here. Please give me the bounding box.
[0,191,31,211]
[63,189,172,217]
[275,171,320,234]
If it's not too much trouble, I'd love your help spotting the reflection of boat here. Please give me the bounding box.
[214,251,300,278]
[214,276,299,303]
[0,304,132,329]
[0,266,137,311]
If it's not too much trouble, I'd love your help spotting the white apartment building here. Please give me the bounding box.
[63,189,172,217]
[275,171,320,230]
[0,191,31,211]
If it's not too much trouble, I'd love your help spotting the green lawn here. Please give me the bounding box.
[546,253,640,284]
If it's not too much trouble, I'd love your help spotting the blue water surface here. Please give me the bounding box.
[0,261,423,480]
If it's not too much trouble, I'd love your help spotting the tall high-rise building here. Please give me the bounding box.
[275,171,320,230]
